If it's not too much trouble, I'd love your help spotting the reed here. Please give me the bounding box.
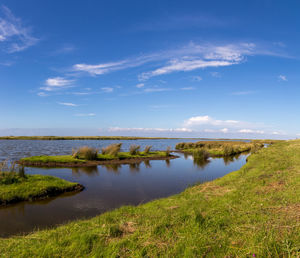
[72,146,98,160]
[129,144,140,155]
[144,145,152,154]
[102,143,122,156]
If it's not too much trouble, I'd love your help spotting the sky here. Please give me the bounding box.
[0,0,300,139]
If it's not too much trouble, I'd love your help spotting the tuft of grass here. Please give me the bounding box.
[143,145,152,154]
[72,146,99,160]
[102,143,122,156]
[129,144,140,155]
[165,146,171,156]
[192,149,209,160]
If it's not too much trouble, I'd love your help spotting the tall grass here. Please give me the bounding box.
[0,161,27,185]
[192,149,209,160]
[144,145,152,154]
[72,146,99,160]
[102,143,122,156]
[129,144,140,155]
[165,146,171,156]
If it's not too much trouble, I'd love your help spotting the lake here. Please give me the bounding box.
[0,139,248,237]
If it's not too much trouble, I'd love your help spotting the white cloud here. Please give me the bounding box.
[58,102,78,107]
[136,83,144,88]
[37,92,48,97]
[73,61,128,76]
[0,6,38,53]
[278,75,287,81]
[74,113,96,117]
[220,128,228,133]
[139,59,233,81]
[40,77,74,91]
[101,87,114,93]
[184,115,239,127]
[70,41,286,82]
[108,127,193,133]
[181,87,195,91]
[144,87,170,93]
[239,129,264,134]
[231,91,255,96]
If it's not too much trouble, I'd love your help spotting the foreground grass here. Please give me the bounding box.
[0,173,82,206]
[176,140,263,157]
[0,140,299,256]
[19,151,170,165]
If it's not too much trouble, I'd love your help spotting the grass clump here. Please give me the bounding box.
[143,145,152,154]
[165,146,171,156]
[192,149,209,160]
[72,146,99,160]
[102,143,122,156]
[129,144,140,155]
[2,140,300,256]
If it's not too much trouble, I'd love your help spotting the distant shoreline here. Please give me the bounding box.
[0,136,256,141]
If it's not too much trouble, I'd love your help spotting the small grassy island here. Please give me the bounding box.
[0,170,83,206]
[175,140,264,157]
[0,140,299,256]
[18,144,177,167]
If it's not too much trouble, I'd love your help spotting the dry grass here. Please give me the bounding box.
[102,143,122,156]
[129,144,140,155]
[72,146,98,160]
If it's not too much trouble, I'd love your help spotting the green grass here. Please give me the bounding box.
[0,173,82,206]
[19,151,170,165]
[176,140,263,157]
[1,140,299,256]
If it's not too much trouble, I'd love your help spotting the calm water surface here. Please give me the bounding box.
[0,140,248,237]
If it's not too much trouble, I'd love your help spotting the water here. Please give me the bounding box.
[0,140,248,237]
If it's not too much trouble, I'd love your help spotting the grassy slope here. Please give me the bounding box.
[0,174,81,205]
[1,140,299,256]
[20,151,169,164]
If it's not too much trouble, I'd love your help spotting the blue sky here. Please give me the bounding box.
[1,0,299,138]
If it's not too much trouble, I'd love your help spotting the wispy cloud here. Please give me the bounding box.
[210,71,221,78]
[70,41,287,82]
[108,127,192,133]
[40,77,74,92]
[144,87,170,93]
[136,83,144,88]
[0,6,38,53]
[231,91,256,96]
[74,113,96,117]
[239,129,264,134]
[180,87,195,91]
[278,75,287,81]
[101,87,114,93]
[58,102,78,107]
[184,115,240,128]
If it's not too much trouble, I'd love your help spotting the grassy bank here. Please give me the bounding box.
[175,140,263,156]
[19,151,173,167]
[0,136,175,140]
[1,140,299,256]
[0,172,83,206]
[19,145,174,167]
